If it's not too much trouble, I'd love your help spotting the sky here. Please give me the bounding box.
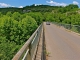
[0,0,80,8]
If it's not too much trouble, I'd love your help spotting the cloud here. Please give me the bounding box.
[46,0,67,6]
[19,6,23,8]
[0,3,23,8]
[73,1,79,5]
[34,4,42,6]
[11,6,15,7]
[46,0,79,6]
[0,3,11,7]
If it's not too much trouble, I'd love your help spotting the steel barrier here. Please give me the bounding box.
[53,22,80,33]
[12,24,43,60]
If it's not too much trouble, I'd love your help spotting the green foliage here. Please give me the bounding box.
[0,12,38,60]
[0,41,21,60]
[27,12,43,25]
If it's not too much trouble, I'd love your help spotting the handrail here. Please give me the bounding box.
[12,24,42,60]
[53,22,80,33]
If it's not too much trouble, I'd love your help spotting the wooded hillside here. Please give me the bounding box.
[0,4,80,60]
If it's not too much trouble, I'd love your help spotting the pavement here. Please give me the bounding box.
[44,22,80,60]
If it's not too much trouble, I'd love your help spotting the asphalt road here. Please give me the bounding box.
[44,22,80,60]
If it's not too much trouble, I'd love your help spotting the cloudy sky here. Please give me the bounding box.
[0,0,79,8]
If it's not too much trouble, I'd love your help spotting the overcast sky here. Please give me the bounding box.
[0,0,79,8]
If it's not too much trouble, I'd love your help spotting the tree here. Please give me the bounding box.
[27,12,43,25]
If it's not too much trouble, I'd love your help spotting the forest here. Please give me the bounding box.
[0,4,80,60]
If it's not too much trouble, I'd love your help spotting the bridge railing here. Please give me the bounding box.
[53,22,80,33]
[12,24,43,60]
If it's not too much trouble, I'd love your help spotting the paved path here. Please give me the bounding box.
[44,22,80,60]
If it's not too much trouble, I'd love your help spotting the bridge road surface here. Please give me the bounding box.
[44,22,80,60]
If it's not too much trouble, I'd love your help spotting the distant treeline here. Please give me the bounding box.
[0,4,79,14]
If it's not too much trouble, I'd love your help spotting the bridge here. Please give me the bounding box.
[12,22,80,60]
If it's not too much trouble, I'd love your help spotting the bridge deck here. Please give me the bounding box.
[44,22,80,60]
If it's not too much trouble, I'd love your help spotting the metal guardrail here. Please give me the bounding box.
[12,24,43,60]
[53,22,80,33]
